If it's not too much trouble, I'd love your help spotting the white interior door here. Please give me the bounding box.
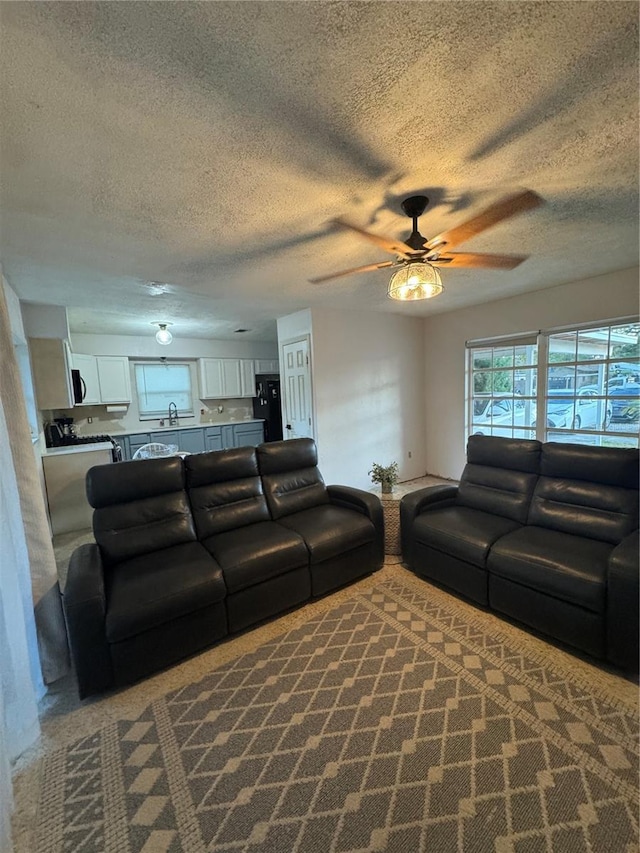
[281,338,313,439]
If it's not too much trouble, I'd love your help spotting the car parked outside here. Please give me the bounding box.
[546,386,602,430]
[472,395,529,437]
[605,384,640,427]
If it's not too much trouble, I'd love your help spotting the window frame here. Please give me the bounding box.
[133,360,194,420]
[466,316,639,449]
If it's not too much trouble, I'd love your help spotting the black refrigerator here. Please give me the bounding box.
[253,376,283,441]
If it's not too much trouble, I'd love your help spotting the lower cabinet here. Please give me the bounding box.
[179,429,206,454]
[205,427,223,451]
[120,422,265,459]
[233,422,265,447]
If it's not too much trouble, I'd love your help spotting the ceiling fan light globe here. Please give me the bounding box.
[387,263,443,301]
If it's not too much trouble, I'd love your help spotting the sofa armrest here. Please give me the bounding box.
[606,530,639,672]
[63,543,114,698]
[400,485,458,564]
[327,485,384,558]
[400,485,458,522]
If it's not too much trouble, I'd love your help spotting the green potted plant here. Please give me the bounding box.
[369,461,399,494]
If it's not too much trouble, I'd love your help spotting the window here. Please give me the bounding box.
[467,319,639,448]
[467,332,538,440]
[134,362,193,419]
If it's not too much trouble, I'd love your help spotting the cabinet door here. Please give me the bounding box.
[233,422,265,448]
[71,353,100,405]
[255,359,279,374]
[198,359,224,398]
[97,356,131,403]
[221,425,235,449]
[150,431,179,448]
[240,359,256,398]
[127,433,152,458]
[178,429,206,454]
[221,360,242,398]
[205,427,223,452]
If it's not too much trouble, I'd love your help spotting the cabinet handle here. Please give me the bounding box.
[80,376,87,401]
[285,424,292,430]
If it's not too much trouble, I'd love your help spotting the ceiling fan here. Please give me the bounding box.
[310,190,544,301]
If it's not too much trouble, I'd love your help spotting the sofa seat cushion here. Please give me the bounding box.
[277,505,376,564]
[412,506,521,568]
[203,522,308,594]
[487,526,612,613]
[106,542,225,643]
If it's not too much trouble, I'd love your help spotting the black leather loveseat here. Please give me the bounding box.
[400,436,639,672]
[63,438,384,698]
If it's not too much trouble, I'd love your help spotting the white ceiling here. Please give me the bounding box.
[1,2,638,343]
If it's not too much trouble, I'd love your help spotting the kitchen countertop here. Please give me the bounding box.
[43,442,114,456]
[106,419,264,436]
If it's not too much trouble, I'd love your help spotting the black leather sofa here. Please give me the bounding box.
[400,436,639,672]
[63,438,384,698]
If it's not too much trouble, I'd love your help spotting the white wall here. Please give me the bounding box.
[424,267,640,479]
[21,302,70,339]
[309,307,426,490]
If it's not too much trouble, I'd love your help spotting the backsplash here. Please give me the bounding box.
[44,398,255,437]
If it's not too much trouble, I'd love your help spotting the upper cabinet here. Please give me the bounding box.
[70,353,131,406]
[96,356,131,404]
[29,338,75,409]
[255,359,279,374]
[198,358,256,399]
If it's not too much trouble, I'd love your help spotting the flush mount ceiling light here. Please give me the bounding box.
[387,261,443,301]
[152,322,173,345]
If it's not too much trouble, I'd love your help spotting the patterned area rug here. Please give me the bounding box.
[33,579,639,853]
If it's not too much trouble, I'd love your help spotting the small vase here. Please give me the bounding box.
[381,481,393,494]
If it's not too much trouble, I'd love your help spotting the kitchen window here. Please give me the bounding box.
[134,362,193,419]
[466,318,639,449]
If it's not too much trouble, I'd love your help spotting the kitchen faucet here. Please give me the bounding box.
[168,401,178,426]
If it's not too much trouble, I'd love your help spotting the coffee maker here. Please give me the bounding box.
[44,417,76,447]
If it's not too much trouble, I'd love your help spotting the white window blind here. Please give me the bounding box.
[134,362,193,418]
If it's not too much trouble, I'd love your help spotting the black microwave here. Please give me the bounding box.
[70,369,86,404]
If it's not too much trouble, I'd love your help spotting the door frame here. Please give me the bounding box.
[279,334,316,441]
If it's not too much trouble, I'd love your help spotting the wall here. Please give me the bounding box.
[423,266,640,479]
[21,302,70,339]
[309,306,426,491]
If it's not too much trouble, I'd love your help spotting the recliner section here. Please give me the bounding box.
[64,439,384,698]
[401,435,639,671]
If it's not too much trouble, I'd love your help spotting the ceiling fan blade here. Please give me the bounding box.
[309,260,395,284]
[426,190,543,252]
[431,252,528,269]
[332,218,414,259]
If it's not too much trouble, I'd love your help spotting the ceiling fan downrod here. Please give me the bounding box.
[401,195,429,251]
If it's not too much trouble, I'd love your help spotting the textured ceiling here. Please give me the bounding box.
[1,1,638,343]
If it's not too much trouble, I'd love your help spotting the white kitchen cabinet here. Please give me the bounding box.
[221,359,242,397]
[29,338,75,410]
[97,356,131,403]
[255,358,279,374]
[198,358,256,399]
[240,359,256,397]
[198,358,225,398]
[70,353,101,405]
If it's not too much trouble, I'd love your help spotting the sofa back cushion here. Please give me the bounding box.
[456,435,541,523]
[87,457,196,565]
[529,443,639,544]
[257,438,329,520]
[185,446,270,538]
